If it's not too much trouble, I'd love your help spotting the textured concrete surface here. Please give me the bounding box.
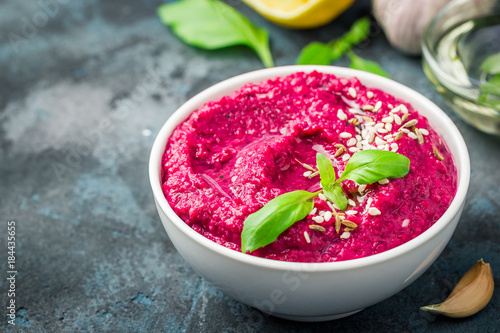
[0,0,499,332]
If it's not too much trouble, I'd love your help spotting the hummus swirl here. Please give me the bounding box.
[162,71,457,262]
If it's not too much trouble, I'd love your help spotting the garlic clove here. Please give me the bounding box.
[372,0,452,55]
[420,259,494,318]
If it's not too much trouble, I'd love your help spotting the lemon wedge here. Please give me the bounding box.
[242,0,356,29]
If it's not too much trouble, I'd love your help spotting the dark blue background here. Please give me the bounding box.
[1,0,499,332]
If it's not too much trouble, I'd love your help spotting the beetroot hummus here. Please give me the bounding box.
[161,71,457,263]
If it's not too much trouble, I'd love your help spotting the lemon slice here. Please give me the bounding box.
[242,0,356,29]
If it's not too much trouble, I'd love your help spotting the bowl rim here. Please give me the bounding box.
[149,65,470,272]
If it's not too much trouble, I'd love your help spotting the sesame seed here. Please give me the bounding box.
[362,115,375,123]
[335,216,341,233]
[340,231,351,239]
[366,197,373,209]
[403,119,418,128]
[348,118,360,126]
[401,128,410,133]
[378,178,389,184]
[433,147,444,161]
[349,147,360,153]
[377,128,389,134]
[368,132,376,144]
[387,138,394,143]
[400,104,409,114]
[382,116,394,123]
[348,108,358,113]
[391,105,401,113]
[367,91,374,98]
[304,231,311,243]
[312,216,324,223]
[385,123,393,131]
[355,127,361,134]
[348,199,356,206]
[318,193,327,201]
[346,210,358,215]
[358,184,367,193]
[374,123,384,130]
[337,109,348,121]
[393,113,402,125]
[362,105,374,111]
[390,143,399,152]
[324,211,332,222]
[303,171,312,177]
[309,225,326,232]
[384,134,393,140]
[356,134,362,141]
[348,87,357,98]
[334,147,345,158]
[368,207,382,216]
[347,138,357,146]
[375,137,387,146]
[309,207,317,215]
[231,176,238,182]
[415,128,424,144]
[341,220,357,229]
[408,132,418,140]
[420,128,430,135]
[402,219,410,227]
[308,171,320,178]
[374,101,382,112]
[342,154,351,161]
[388,103,394,109]
[340,132,352,138]
[318,210,325,216]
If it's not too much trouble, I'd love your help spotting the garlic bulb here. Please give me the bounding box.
[372,0,452,55]
[420,259,494,318]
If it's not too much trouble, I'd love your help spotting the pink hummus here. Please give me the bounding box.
[161,71,457,263]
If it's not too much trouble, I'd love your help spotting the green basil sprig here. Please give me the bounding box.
[241,151,410,253]
[158,0,274,68]
[296,17,389,78]
[241,190,318,254]
[347,50,390,79]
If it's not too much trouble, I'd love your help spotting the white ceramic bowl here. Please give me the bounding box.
[149,66,470,322]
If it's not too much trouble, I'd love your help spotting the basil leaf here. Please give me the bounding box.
[324,184,348,211]
[316,152,336,186]
[295,17,371,65]
[342,17,371,45]
[158,0,274,68]
[296,42,334,65]
[339,150,410,184]
[480,53,500,75]
[241,190,317,253]
[347,50,391,78]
